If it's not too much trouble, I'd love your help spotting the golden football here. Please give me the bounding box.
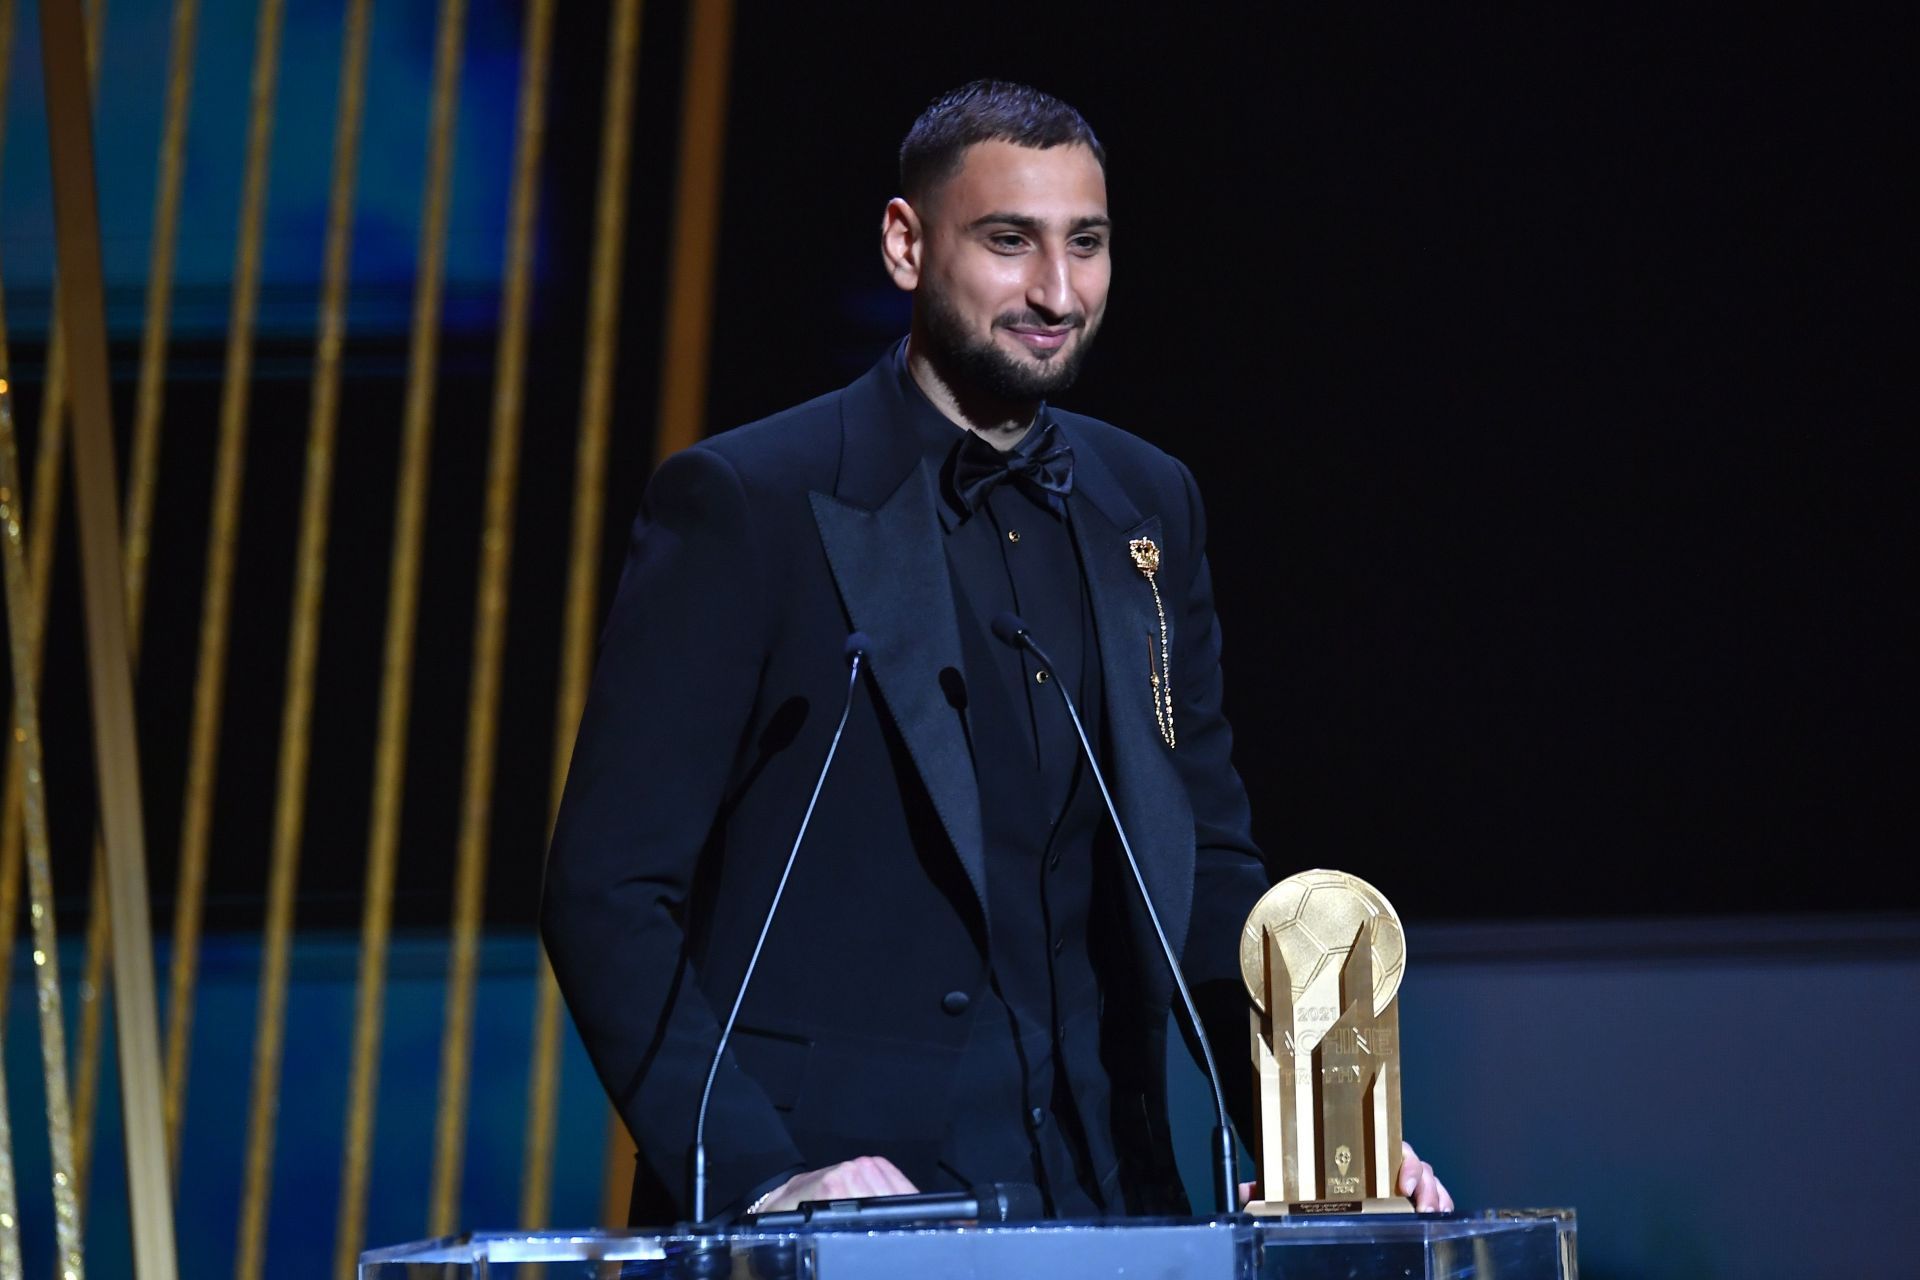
[1240,868,1405,1017]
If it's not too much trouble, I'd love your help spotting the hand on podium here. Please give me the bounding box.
[1238,1140,1452,1212]
[754,1155,920,1214]
[1396,1141,1452,1212]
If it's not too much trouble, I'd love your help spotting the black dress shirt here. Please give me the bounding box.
[884,343,1122,1216]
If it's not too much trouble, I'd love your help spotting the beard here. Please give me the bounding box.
[920,286,1102,403]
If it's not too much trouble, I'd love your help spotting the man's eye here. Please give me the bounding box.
[1071,236,1106,254]
[988,233,1027,251]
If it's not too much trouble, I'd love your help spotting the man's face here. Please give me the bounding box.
[913,140,1111,402]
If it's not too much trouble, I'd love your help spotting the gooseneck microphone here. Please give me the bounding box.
[692,632,871,1224]
[747,1180,1044,1230]
[990,612,1240,1216]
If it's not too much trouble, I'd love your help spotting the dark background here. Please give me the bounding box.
[5,1,1910,933]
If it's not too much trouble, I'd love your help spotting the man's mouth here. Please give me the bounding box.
[1003,324,1076,353]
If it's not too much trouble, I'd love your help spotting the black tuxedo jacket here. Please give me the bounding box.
[542,355,1270,1224]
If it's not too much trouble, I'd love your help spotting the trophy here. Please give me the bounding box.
[1241,869,1412,1214]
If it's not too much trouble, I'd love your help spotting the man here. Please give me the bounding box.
[543,81,1449,1223]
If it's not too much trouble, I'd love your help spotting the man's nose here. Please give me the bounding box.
[1026,246,1074,320]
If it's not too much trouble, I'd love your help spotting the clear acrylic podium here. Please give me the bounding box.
[360,1210,1576,1278]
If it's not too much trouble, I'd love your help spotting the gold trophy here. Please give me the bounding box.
[1241,869,1413,1214]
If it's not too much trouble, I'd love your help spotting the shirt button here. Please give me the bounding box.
[941,990,971,1015]
[1007,529,1021,544]
[1034,669,1050,685]
[1027,1106,1047,1131]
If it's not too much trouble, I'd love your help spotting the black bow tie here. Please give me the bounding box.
[950,418,1075,516]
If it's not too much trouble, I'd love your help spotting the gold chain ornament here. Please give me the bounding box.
[1129,538,1176,748]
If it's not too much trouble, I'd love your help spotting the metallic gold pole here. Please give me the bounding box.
[0,343,64,1031]
[182,17,285,1241]
[427,0,555,1235]
[0,0,23,1040]
[0,380,82,1280]
[0,1041,20,1279]
[0,0,93,1036]
[69,0,190,1202]
[212,0,289,1274]
[137,0,204,1182]
[0,0,100,1038]
[229,0,368,1270]
[41,0,178,1264]
[0,263,25,1280]
[652,0,735,457]
[519,0,642,1235]
[70,867,110,1208]
[245,0,370,1161]
[330,1,465,1272]
[597,0,738,1219]
[125,0,199,634]
[0,383,41,1280]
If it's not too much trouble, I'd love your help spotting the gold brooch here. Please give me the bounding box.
[1129,538,1176,748]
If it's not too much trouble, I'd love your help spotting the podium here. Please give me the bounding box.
[360,1211,1576,1278]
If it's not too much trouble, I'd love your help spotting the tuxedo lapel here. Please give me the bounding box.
[1065,428,1197,966]
[808,368,988,929]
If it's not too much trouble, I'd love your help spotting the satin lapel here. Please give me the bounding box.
[810,469,987,928]
[1067,440,1196,965]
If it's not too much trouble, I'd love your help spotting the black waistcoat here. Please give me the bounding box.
[885,347,1122,1215]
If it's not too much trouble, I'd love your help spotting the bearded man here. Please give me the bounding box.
[542,80,1449,1225]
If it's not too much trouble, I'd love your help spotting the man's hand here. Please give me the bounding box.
[1235,1140,1451,1212]
[753,1156,919,1214]
[1398,1141,1453,1212]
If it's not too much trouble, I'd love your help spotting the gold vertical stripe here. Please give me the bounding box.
[0,0,92,1035]
[0,286,24,1280]
[519,0,643,1234]
[0,10,18,1260]
[218,2,289,1274]
[598,1109,634,1229]
[2,3,110,1247]
[597,0,737,1220]
[0,0,105,1039]
[249,0,373,1172]
[0,371,63,1028]
[653,0,736,457]
[230,0,369,1268]
[0,1046,20,1279]
[69,862,110,1211]
[0,383,82,1279]
[75,0,199,1199]
[426,0,555,1235]
[42,0,181,1262]
[128,0,202,1169]
[0,338,67,1028]
[330,1,466,1272]
[0,0,24,1040]
[126,0,199,649]
[19,0,102,695]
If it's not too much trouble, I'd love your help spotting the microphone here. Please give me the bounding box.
[691,631,872,1223]
[747,1181,1044,1230]
[990,612,1240,1216]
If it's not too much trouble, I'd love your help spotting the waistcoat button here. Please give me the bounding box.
[941,990,971,1015]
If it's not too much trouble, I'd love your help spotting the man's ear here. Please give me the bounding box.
[880,197,924,292]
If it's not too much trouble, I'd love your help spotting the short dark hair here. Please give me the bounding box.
[899,80,1104,205]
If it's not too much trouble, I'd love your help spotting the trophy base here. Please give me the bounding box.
[1245,1197,1415,1217]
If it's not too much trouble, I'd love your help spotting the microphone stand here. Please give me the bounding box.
[691,636,869,1225]
[993,613,1240,1216]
